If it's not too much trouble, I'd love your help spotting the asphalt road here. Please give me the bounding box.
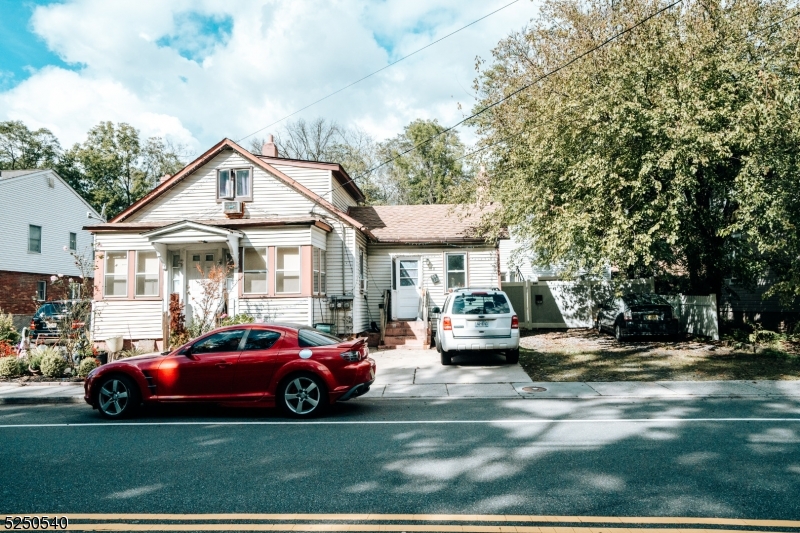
[2,396,800,523]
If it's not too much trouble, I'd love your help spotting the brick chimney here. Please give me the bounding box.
[261,134,279,157]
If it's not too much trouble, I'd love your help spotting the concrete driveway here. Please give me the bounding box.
[364,348,532,399]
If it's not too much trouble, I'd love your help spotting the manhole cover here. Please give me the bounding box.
[521,386,547,393]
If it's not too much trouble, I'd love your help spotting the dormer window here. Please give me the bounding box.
[217,168,253,201]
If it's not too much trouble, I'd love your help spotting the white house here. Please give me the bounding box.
[0,169,102,329]
[86,138,500,351]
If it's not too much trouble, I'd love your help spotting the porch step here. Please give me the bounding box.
[379,342,431,350]
[383,336,426,347]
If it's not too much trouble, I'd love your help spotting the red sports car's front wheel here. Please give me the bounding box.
[96,375,140,419]
[279,373,327,418]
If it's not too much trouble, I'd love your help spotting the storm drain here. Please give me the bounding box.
[521,386,547,393]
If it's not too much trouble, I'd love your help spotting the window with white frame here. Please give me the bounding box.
[69,232,77,251]
[313,248,326,294]
[135,251,159,296]
[69,281,81,300]
[36,281,46,301]
[104,251,128,297]
[445,253,467,290]
[217,168,252,200]
[29,225,42,253]
[276,247,300,294]
[243,248,268,294]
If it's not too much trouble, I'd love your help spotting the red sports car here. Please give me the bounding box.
[84,324,376,419]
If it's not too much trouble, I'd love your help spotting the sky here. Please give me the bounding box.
[0,0,538,160]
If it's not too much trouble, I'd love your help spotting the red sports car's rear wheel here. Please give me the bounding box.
[279,373,327,418]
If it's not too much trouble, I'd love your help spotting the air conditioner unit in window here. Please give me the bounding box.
[223,201,243,215]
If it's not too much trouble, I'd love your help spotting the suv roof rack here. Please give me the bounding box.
[452,287,501,293]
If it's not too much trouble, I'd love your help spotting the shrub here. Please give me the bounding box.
[0,341,15,357]
[0,356,22,378]
[117,347,147,359]
[40,350,68,378]
[77,357,99,377]
[0,310,20,346]
[27,351,43,372]
[219,313,255,326]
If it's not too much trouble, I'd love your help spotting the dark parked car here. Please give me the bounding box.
[29,300,85,343]
[84,323,376,419]
[596,293,681,341]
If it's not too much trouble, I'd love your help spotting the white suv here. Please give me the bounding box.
[434,288,520,365]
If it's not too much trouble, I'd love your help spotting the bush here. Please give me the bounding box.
[219,313,255,326]
[27,351,43,372]
[40,350,68,378]
[0,356,22,378]
[0,310,20,346]
[77,357,99,377]
[117,347,147,359]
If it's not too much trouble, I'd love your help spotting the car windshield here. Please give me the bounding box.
[298,328,342,347]
[451,293,511,315]
[623,293,670,306]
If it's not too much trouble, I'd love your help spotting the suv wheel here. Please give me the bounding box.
[615,324,625,342]
[440,350,452,366]
[506,349,519,364]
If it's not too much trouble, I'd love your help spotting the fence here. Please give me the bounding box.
[502,278,718,339]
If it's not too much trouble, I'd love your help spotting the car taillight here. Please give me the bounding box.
[30,320,36,329]
[442,317,452,330]
[624,309,632,321]
[511,315,519,329]
[340,350,360,362]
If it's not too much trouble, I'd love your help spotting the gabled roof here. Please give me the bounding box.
[348,204,494,244]
[0,168,103,218]
[258,155,364,203]
[109,138,374,238]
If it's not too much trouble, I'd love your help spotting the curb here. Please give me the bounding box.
[0,396,85,405]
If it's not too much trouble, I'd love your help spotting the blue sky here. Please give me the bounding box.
[0,0,73,89]
[0,0,534,154]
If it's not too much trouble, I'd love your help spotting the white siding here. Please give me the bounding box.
[93,300,163,340]
[242,227,313,247]
[95,232,153,250]
[352,230,370,333]
[269,164,331,202]
[365,245,498,325]
[0,170,100,276]
[331,182,358,212]
[310,226,327,250]
[132,151,316,222]
[238,297,310,325]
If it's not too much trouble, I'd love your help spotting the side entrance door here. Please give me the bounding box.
[395,257,421,320]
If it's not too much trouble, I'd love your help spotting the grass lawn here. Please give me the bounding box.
[519,329,800,381]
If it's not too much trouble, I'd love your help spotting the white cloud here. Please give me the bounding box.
[0,0,538,156]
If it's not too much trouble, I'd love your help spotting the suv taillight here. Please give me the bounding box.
[442,317,452,331]
[511,315,519,329]
[30,320,36,329]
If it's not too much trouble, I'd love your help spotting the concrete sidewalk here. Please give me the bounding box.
[2,346,799,404]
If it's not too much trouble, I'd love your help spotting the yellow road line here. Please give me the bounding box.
[59,525,800,532]
[43,515,800,528]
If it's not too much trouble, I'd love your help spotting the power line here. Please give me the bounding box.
[235,0,523,143]
[321,0,685,198]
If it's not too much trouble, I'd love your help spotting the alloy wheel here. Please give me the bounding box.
[284,377,321,415]
[98,379,130,416]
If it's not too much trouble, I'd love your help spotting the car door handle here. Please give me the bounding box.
[215,362,231,368]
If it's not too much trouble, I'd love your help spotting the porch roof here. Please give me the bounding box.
[84,216,333,233]
[347,204,493,244]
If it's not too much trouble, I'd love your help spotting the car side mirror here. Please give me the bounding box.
[432,307,441,313]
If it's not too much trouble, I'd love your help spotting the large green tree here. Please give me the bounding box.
[63,122,184,218]
[0,121,61,170]
[378,119,469,205]
[471,0,800,305]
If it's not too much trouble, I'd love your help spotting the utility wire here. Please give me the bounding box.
[320,0,685,198]
[235,0,522,143]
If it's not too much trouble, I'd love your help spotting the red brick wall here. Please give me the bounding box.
[0,270,70,316]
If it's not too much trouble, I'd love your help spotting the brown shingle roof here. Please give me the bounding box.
[348,204,492,244]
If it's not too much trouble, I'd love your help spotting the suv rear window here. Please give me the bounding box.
[451,293,511,315]
[623,293,670,306]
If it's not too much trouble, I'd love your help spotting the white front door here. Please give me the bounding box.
[186,251,222,327]
[395,258,421,320]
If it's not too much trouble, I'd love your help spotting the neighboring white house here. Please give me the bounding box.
[0,169,103,328]
[86,138,501,351]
